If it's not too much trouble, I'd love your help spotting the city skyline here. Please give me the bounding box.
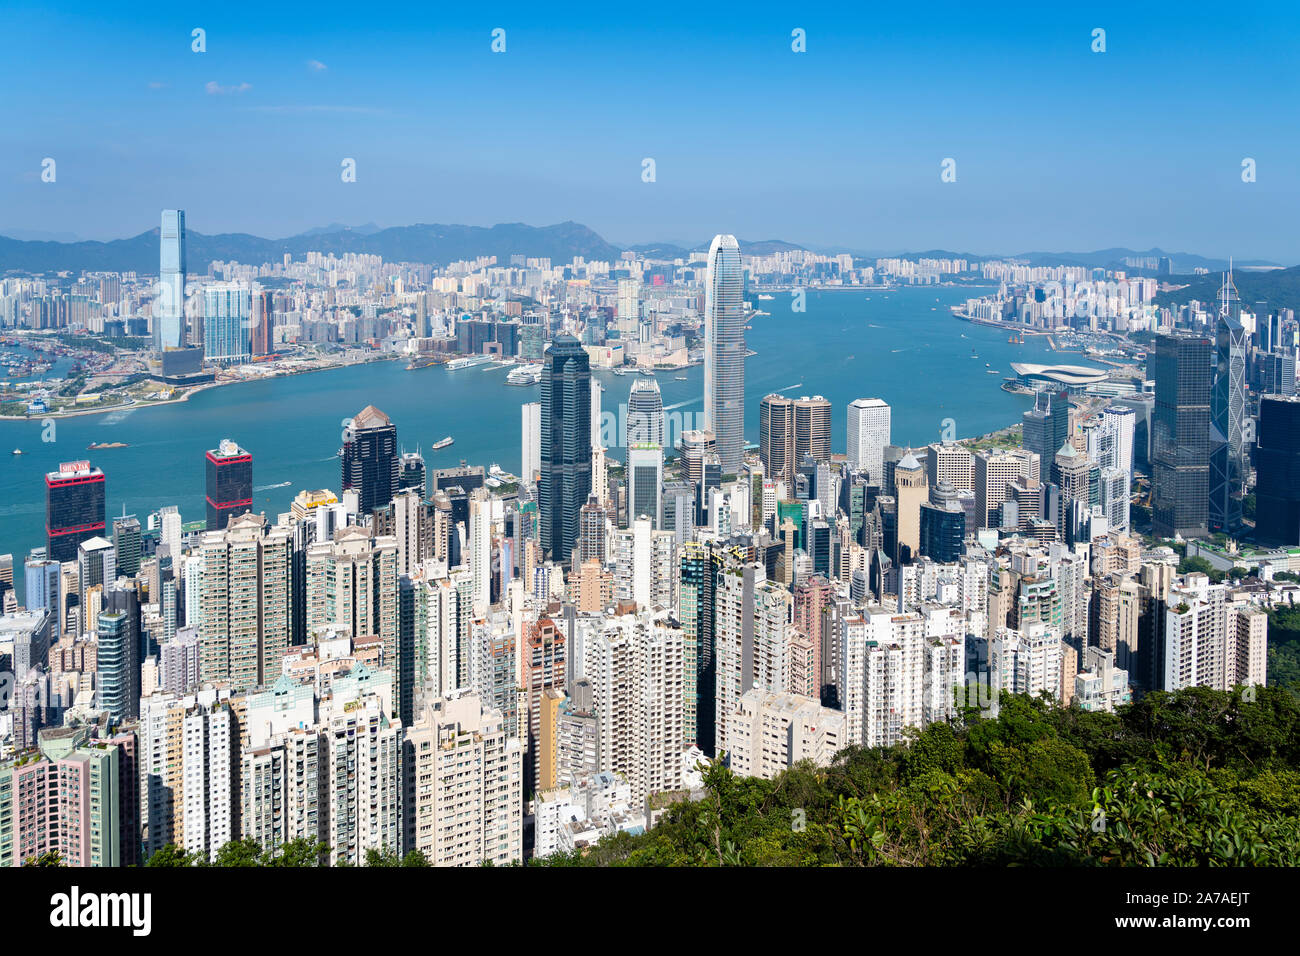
[4,1,1300,259]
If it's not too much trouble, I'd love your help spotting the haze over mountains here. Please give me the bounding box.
[0,220,1285,277]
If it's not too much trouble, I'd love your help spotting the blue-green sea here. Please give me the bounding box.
[0,286,1091,582]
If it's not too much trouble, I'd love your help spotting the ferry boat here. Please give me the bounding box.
[432,436,454,450]
[446,356,492,371]
[506,363,543,385]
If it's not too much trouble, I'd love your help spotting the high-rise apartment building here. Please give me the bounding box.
[198,513,293,693]
[405,694,522,867]
[202,282,252,365]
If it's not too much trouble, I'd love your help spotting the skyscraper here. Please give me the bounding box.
[759,394,795,484]
[205,439,253,531]
[1210,275,1247,532]
[625,444,664,528]
[1022,390,1070,466]
[793,395,832,464]
[341,405,399,516]
[1151,333,1212,538]
[155,209,186,351]
[45,461,106,563]
[521,401,541,487]
[847,398,891,484]
[203,283,252,365]
[626,375,665,448]
[539,335,592,564]
[1255,394,1300,545]
[703,234,744,473]
[893,452,928,565]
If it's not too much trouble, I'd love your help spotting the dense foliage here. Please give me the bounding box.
[1267,606,1300,701]
[538,687,1300,866]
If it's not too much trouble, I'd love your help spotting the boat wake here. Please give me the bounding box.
[254,481,292,492]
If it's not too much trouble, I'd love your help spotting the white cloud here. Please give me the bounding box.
[307,59,328,71]
[205,81,253,95]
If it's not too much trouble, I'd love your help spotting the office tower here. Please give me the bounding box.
[1052,442,1091,535]
[398,451,426,496]
[627,375,665,447]
[1151,334,1212,537]
[926,440,972,492]
[305,527,399,681]
[792,395,831,463]
[582,612,687,805]
[96,585,140,722]
[723,689,845,780]
[405,694,522,866]
[703,234,744,472]
[847,398,891,484]
[198,513,293,692]
[591,380,604,450]
[205,439,253,531]
[521,401,541,486]
[24,556,60,614]
[202,282,252,364]
[678,429,716,486]
[45,461,106,563]
[158,505,183,562]
[920,479,965,562]
[539,335,592,564]
[1098,467,1131,534]
[1256,395,1300,545]
[1022,390,1070,466]
[340,405,399,516]
[111,515,142,577]
[625,444,663,529]
[759,394,794,483]
[974,448,1037,530]
[1100,405,1136,476]
[323,695,403,866]
[662,480,695,545]
[1210,286,1248,532]
[156,209,186,351]
[893,452,927,565]
[1258,349,1297,397]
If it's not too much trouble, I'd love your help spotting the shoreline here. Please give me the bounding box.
[0,353,400,423]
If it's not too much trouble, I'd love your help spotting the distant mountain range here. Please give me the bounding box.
[1155,266,1300,312]
[0,222,1287,277]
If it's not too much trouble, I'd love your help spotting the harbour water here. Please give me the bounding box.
[0,286,1088,566]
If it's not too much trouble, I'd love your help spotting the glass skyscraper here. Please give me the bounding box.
[203,283,252,364]
[1256,394,1300,545]
[156,208,186,351]
[539,335,592,564]
[703,234,744,473]
[1151,333,1212,538]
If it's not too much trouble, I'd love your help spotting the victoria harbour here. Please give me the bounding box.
[0,286,1084,560]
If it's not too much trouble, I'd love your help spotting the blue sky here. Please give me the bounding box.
[3,0,1299,260]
